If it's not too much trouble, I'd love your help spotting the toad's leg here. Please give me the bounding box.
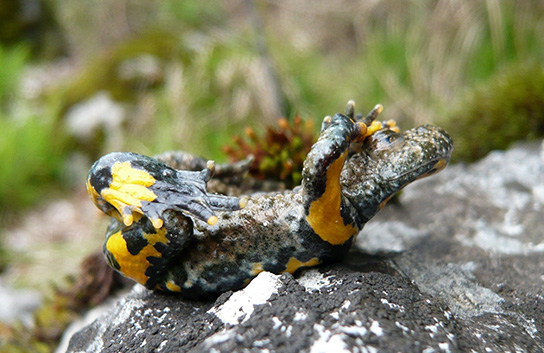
[103,210,193,291]
[155,151,253,180]
[302,102,383,246]
[87,152,247,289]
[87,152,247,229]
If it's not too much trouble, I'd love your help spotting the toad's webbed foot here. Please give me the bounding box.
[87,152,248,228]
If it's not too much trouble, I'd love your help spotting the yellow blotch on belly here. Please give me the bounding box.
[305,152,357,245]
[102,161,158,226]
[165,280,181,292]
[283,257,321,274]
[105,228,168,286]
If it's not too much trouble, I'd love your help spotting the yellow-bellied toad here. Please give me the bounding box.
[86,101,453,297]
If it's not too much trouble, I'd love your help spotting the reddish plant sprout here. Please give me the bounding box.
[223,116,317,187]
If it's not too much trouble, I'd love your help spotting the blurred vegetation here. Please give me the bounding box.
[0,0,543,217]
[0,44,29,107]
[1,251,126,353]
[0,0,64,58]
[0,45,69,215]
[1,0,544,350]
[446,61,544,161]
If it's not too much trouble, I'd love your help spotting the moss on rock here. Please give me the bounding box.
[446,61,544,162]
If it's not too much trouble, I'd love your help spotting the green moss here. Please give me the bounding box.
[223,116,316,187]
[158,0,225,28]
[445,61,544,162]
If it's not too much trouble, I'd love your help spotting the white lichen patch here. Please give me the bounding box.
[340,324,368,337]
[310,324,350,353]
[293,310,308,321]
[297,269,333,292]
[198,329,236,350]
[112,297,145,327]
[395,321,410,333]
[409,262,504,319]
[380,298,405,312]
[369,320,383,337]
[456,218,544,255]
[310,319,385,353]
[271,316,282,329]
[438,342,453,353]
[208,271,282,325]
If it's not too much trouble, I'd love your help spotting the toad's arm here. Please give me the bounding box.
[301,102,383,246]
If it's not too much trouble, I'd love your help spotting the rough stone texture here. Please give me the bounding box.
[63,141,544,353]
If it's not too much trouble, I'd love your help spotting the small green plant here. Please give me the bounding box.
[223,116,317,187]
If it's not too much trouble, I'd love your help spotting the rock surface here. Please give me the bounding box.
[63,141,544,353]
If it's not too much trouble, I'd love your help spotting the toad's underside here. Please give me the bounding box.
[87,101,453,297]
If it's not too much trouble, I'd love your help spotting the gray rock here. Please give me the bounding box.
[64,141,544,352]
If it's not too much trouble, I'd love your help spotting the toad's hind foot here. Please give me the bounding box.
[87,152,246,228]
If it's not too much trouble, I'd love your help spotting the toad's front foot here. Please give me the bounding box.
[86,152,248,228]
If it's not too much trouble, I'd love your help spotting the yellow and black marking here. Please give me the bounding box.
[250,262,265,276]
[103,209,194,290]
[305,151,358,245]
[87,152,161,227]
[302,103,399,245]
[87,152,247,230]
[104,226,167,287]
[88,102,453,298]
[302,103,406,247]
[90,152,249,294]
[102,161,158,226]
[416,158,449,180]
[165,280,182,292]
[283,257,321,274]
[302,108,369,247]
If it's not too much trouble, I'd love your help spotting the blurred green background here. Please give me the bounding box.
[1,0,544,350]
[2,0,544,217]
